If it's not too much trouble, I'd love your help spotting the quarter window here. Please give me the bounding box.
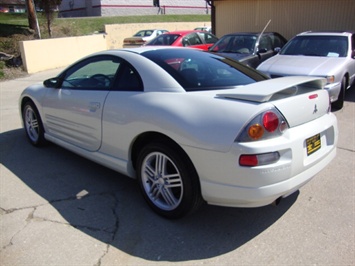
[116,64,143,91]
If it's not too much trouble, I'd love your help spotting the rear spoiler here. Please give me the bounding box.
[216,76,326,102]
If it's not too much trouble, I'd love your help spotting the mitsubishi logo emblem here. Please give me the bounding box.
[313,104,318,114]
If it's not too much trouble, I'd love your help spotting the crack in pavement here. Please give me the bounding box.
[1,190,122,260]
[94,192,121,266]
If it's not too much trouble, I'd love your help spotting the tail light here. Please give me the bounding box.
[236,108,289,142]
[263,111,279,132]
[239,152,280,166]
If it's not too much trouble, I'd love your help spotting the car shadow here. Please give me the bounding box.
[0,128,298,262]
[345,84,355,103]
[331,84,354,112]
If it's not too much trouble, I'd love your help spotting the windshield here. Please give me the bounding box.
[142,49,268,91]
[210,35,257,54]
[280,35,348,57]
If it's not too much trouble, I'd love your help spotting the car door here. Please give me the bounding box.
[42,55,121,151]
[197,32,219,49]
[183,32,210,51]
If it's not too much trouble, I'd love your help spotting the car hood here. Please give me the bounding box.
[258,55,345,76]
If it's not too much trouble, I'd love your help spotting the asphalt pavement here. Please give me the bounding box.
[0,69,354,265]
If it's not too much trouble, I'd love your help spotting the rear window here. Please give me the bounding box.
[281,35,348,57]
[142,49,268,91]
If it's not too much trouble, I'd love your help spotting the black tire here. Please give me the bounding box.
[332,77,346,110]
[22,101,47,146]
[136,141,203,219]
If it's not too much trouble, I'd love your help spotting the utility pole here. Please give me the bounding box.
[25,0,41,38]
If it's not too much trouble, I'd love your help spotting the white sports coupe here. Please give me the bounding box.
[19,47,338,218]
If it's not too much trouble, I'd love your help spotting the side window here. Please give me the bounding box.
[198,32,218,44]
[259,36,273,51]
[182,37,190,47]
[352,34,355,51]
[116,64,143,91]
[62,55,120,90]
[206,33,218,44]
[157,30,167,36]
[272,35,284,49]
[145,30,153,37]
[186,33,203,46]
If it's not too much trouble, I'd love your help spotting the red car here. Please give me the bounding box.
[145,30,219,51]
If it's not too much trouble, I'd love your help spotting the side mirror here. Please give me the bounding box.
[352,50,355,59]
[43,77,61,88]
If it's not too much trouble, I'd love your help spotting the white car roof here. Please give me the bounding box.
[297,31,353,37]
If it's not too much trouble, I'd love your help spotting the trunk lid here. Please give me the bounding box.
[123,37,146,46]
[217,76,330,127]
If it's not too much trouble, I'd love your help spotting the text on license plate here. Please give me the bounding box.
[306,133,321,156]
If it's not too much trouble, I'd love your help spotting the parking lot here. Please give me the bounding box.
[0,68,354,265]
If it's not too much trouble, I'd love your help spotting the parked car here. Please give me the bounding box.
[257,31,355,109]
[123,29,168,47]
[145,30,218,51]
[194,26,212,33]
[19,47,337,218]
[209,32,287,68]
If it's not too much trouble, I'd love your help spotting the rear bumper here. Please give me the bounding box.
[184,112,338,208]
[201,147,336,207]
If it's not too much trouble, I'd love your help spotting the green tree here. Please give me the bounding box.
[36,0,62,37]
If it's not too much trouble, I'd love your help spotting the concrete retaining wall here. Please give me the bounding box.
[19,21,210,74]
[19,35,107,74]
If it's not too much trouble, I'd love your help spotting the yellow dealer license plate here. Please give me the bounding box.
[306,133,321,156]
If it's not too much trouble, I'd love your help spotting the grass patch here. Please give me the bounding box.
[0,13,210,37]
